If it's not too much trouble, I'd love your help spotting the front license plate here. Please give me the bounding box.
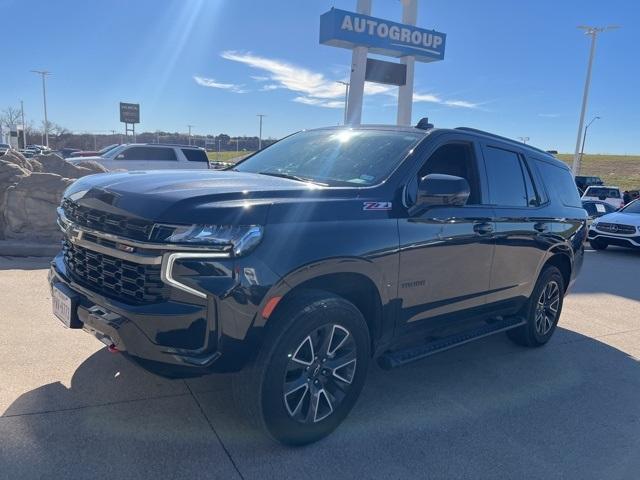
[53,285,72,327]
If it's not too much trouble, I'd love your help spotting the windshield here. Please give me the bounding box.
[584,187,620,198]
[621,199,640,214]
[98,144,119,155]
[102,145,128,158]
[233,129,423,186]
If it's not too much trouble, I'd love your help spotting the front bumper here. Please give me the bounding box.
[588,228,640,249]
[49,253,251,378]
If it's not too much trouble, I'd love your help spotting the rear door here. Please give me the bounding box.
[397,135,495,333]
[481,144,552,311]
[180,148,210,169]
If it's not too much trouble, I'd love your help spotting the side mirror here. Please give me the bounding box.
[414,174,470,209]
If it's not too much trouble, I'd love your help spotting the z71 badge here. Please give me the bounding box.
[363,201,392,211]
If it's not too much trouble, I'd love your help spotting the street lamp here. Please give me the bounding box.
[31,70,51,147]
[337,81,349,125]
[518,136,530,144]
[571,25,619,176]
[579,116,601,163]
[257,114,266,150]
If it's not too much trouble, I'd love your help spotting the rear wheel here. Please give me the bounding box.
[589,239,608,250]
[507,265,565,347]
[233,290,370,445]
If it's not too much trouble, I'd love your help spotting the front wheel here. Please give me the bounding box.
[233,290,370,445]
[507,265,565,347]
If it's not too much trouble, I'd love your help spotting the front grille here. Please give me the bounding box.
[596,223,636,235]
[62,240,167,304]
[62,198,154,242]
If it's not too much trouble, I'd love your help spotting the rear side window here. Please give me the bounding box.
[483,146,532,207]
[536,160,582,207]
[181,148,209,162]
[584,187,620,199]
[121,147,177,161]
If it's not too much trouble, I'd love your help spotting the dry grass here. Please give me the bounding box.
[206,151,254,163]
[556,154,640,191]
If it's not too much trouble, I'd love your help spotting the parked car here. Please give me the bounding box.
[57,148,82,158]
[66,143,210,170]
[50,122,585,445]
[0,143,11,155]
[582,200,616,227]
[69,144,120,158]
[581,186,624,210]
[588,199,640,250]
[575,175,603,194]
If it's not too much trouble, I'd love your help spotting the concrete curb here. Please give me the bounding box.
[0,241,60,257]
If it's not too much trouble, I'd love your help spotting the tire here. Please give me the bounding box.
[589,239,608,250]
[507,265,565,347]
[232,290,370,445]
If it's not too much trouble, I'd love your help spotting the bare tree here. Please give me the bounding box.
[1,106,21,129]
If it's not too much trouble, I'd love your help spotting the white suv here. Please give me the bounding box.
[581,185,624,209]
[67,144,210,171]
[588,199,640,250]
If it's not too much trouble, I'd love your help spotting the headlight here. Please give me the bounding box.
[164,225,263,256]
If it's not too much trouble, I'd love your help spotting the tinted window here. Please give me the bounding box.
[234,129,422,186]
[120,147,177,161]
[536,160,582,207]
[484,146,528,207]
[417,142,480,204]
[621,199,640,214]
[520,158,539,206]
[181,148,209,162]
[584,187,620,199]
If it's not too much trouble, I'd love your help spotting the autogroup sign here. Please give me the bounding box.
[320,8,446,63]
[119,102,140,124]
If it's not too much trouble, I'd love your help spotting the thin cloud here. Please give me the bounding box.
[261,84,280,91]
[538,113,561,118]
[193,75,247,93]
[444,100,479,109]
[414,93,480,109]
[221,50,391,106]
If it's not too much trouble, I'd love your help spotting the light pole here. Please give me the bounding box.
[187,125,194,145]
[579,116,600,163]
[518,136,530,144]
[31,70,51,147]
[571,25,619,176]
[337,81,349,125]
[20,100,27,149]
[257,114,266,150]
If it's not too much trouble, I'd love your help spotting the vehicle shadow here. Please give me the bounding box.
[0,256,52,271]
[3,328,639,479]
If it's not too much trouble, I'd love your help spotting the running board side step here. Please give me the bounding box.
[378,316,526,369]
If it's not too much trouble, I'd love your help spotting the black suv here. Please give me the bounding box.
[50,123,586,445]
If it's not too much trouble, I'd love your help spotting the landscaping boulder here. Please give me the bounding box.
[35,153,100,178]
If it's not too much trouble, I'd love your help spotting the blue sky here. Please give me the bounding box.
[1,0,638,153]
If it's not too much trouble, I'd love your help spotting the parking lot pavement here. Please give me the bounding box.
[1,249,639,480]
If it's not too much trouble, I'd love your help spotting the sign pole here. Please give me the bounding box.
[345,0,372,125]
[397,0,417,126]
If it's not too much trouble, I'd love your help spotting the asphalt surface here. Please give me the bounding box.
[1,248,639,479]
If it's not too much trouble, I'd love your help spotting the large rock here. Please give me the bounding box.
[3,173,73,241]
[35,153,100,178]
[0,150,33,171]
[0,160,32,240]
[72,159,108,174]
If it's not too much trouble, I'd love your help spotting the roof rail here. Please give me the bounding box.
[455,127,551,156]
[143,143,203,148]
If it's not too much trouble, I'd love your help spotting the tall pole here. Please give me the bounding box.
[397,0,417,126]
[20,100,27,149]
[345,0,371,125]
[337,81,349,125]
[187,125,194,145]
[31,70,51,147]
[580,116,600,162]
[257,114,265,150]
[571,26,618,176]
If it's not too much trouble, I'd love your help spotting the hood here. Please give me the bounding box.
[63,169,326,225]
[596,211,640,226]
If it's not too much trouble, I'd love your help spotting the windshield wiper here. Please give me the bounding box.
[258,171,328,186]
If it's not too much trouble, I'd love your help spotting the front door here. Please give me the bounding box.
[397,138,495,334]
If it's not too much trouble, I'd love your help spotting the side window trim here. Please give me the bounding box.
[403,134,490,207]
[525,156,551,207]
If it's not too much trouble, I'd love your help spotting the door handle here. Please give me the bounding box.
[473,222,493,235]
[534,223,548,233]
